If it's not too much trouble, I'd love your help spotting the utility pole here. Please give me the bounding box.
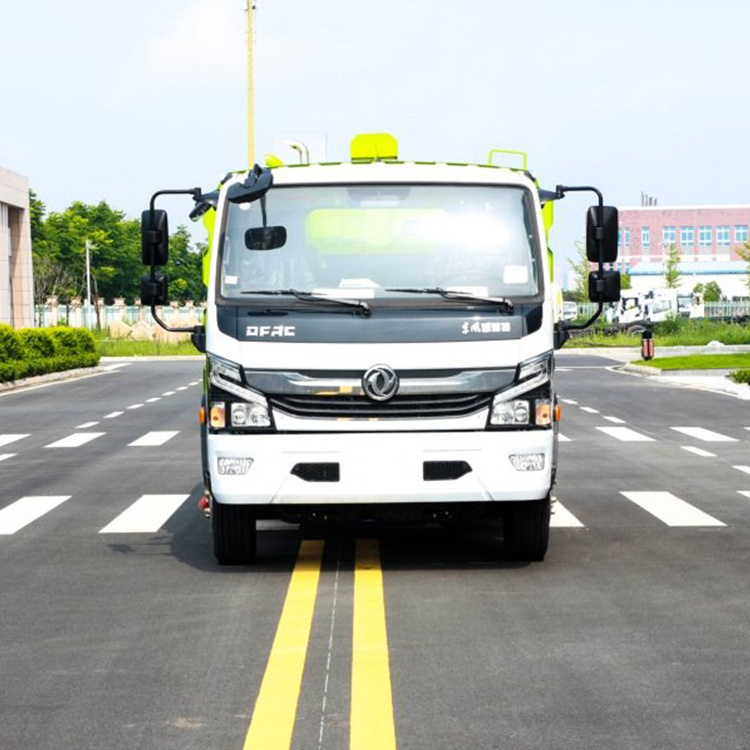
[85,239,92,330]
[247,0,256,168]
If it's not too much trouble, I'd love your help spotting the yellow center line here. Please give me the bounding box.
[351,538,397,750]
[243,539,324,750]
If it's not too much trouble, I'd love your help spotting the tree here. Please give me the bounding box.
[620,272,632,290]
[664,243,681,289]
[567,241,590,303]
[693,282,704,295]
[703,280,722,303]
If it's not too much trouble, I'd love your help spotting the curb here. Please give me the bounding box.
[0,366,106,393]
[618,363,662,376]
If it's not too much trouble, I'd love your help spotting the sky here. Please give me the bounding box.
[2,0,750,283]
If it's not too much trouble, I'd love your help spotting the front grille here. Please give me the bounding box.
[268,392,492,419]
[291,463,340,482]
[423,461,472,481]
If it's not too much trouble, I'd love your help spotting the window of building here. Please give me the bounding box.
[623,227,630,248]
[716,225,730,246]
[698,226,712,248]
[735,224,748,244]
[680,226,694,249]
[641,226,650,248]
[662,226,676,246]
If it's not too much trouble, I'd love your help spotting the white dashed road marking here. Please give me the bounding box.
[621,491,725,527]
[558,434,571,442]
[146,397,161,403]
[75,421,99,429]
[162,391,176,396]
[99,494,190,534]
[551,501,584,528]
[603,416,626,424]
[580,406,600,414]
[104,411,124,419]
[45,433,105,449]
[596,426,654,442]
[126,404,144,410]
[670,427,737,442]
[0,435,29,448]
[0,454,16,462]
[0,496,71,535]
[560,399,578,405]
[128,431,180,447]
[681,446,716,458]
[733,466,750,476]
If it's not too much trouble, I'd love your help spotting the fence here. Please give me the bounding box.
[35,297,205,330]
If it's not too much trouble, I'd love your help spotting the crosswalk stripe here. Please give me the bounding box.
[621,491,725,527]
[0,454,16,462]
[99,494,190,533]
[0,496,71,535]
[733,466,750,476]
[670,427,737,442]
[551,501,584,528]
[128,431,179,447]
[596,426,654,442]
[580,406,600,414]
[682,446,716,458]
[45,432,105,449]
[0,434,29,448]
[604,416,626,424]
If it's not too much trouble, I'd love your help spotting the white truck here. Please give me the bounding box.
[140,133,620,564]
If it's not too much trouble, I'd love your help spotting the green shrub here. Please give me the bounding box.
[0,326,100,384]
[0,324,24,361]
[18,328,59,359]
[50,325,97,355]
[728,368,750,385]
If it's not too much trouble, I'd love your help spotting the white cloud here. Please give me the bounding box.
[141,0,246,83]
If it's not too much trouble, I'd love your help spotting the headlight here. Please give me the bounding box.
[489,352,553,428]
[208,355,273,429]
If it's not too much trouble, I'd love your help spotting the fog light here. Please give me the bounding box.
[231,401,271,428]
[491,399,531,425]
[509,453,545,471]
[217,457,253,475]
[210,402,226,428]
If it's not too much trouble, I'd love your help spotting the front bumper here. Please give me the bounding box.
[207,430,555,505]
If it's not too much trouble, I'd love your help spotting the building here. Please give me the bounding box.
[617,204,750,297]
[0,165,34,327]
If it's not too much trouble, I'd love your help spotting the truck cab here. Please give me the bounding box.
[139,133,619,564]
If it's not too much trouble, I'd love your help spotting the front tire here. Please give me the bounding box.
[503,495,551,562]
[212,501,257,565]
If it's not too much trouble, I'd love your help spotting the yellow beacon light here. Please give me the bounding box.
[350,133,399,163]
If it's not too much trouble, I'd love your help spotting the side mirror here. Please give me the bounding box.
[246,226,287,250]
[226,167,273,204]
[588,269,621,303]
[140,273,169,306]
[141,209,169,266]
[586,206,618,263]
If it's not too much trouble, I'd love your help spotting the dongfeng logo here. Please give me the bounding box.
[362,364,399,401]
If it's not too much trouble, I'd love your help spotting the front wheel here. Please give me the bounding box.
[503,495,551,562]
[212,501,257,565]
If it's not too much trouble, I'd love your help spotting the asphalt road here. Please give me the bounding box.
[1,355,750,750]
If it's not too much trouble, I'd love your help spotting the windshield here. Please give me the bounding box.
[220,184,541,302]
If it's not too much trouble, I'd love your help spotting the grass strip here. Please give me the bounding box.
[631,353,750,370]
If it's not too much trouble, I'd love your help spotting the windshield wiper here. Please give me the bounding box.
[385,287,514,312]
[241,289,371,316]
